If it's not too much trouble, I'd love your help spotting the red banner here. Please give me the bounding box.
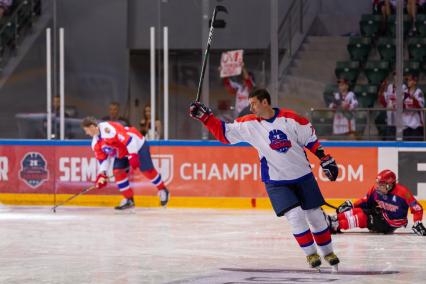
[0,144,377,199]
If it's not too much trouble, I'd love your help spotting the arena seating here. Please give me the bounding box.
[377,37,395,63]
[334,61,360,84]
[0,0,41,71]
[317,9,426,140]
[352,84,378,108]
[359,14,382,37]
[347,37,372,62]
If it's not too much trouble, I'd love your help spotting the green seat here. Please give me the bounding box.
[355,110,368,137]
[347,37,372,62]
[360,14,383,37]
[377,37,395,63]
[353,84,378,108]
[404,60,420,77]
[415,14,426,37]
[374,110,388,140]
[387,15,410,36]
[335,61,360,84]
[407,38,426,62]
[364,61,390,85]
[323,84,338,106]
[311,110,334,137]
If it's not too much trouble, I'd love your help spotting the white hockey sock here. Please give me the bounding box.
[305,207,333,256]
[285,206,317,256]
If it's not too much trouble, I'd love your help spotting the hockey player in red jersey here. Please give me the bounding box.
[327,169,426,236]
[189,88,340,270]
[81,117,170,210]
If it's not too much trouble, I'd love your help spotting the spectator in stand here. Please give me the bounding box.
[377,72,408,140]
[237,105,253,118]
[222,65,255,118]
[140,104,162,140]
[373,0,394,34]
[329,78,359,138]
[101,102,130,127]
[0,0,12,17]
[406,0,419,35]
[373,0,417,35]
[44,95,76,139]
[403,74,424,140]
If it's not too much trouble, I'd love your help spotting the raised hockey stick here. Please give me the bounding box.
[195,5,228,102]
[52,185,97,212]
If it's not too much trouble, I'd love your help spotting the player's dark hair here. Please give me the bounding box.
[249,88,271,105]
[81,116,98,128]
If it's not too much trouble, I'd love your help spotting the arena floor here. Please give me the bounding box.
[0,206,424,284]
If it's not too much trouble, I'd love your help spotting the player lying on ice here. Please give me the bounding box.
[326,169,426,236]
[189,88,341,271]
[81,117,170,210]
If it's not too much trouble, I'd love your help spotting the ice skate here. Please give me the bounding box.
[307,253,321,270]
[324,252,340,272]
[158,188,170,207]
[115,197,135,210]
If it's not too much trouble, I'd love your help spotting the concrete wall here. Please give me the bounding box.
[56,0,129,118]
[310,0,372,36]
[128,0,293,50]
[0,0,375,138]
[0,0,129,138]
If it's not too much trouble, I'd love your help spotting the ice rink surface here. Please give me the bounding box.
[0,206,425,284]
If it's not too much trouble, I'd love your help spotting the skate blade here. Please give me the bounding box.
[331,264,338,273]
[114,208,136,214]
[160,193,171,208]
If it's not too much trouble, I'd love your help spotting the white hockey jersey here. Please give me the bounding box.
[209,108,319,184]
[403,88,425,129]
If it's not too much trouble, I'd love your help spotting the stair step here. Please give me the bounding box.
[306,36,349,45]
[277,36,351,112]
[296,50,348,61]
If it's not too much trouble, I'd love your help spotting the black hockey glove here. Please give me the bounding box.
[412,221,426,236]
[189,102,212,124]
[336,200,353,214]
[320,154,339,181]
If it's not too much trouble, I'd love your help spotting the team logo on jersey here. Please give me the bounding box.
[101,145,117,157]
[19,152,49,188]
[152,154,173,185]
[268,129,292,153]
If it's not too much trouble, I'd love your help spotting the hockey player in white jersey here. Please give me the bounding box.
[189,88,340,270]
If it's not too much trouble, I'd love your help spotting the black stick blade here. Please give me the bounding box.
[215,5,228,14]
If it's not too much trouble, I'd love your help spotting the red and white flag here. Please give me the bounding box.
[220,50,244,78]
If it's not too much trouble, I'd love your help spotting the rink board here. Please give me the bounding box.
[0,140,425,207]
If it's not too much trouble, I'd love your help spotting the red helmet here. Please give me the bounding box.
[376,169,396,192]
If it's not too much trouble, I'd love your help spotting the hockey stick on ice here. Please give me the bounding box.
[52,185,97,212]
[195,5,228,102]
[323,201,338,211]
